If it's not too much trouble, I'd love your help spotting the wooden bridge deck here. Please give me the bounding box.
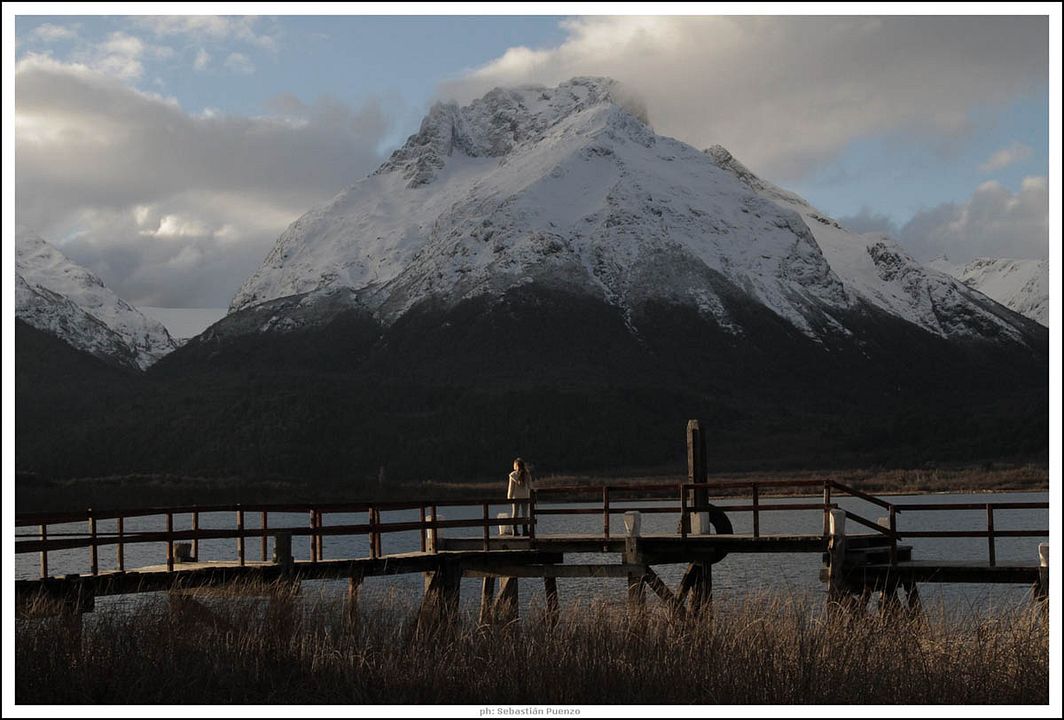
[13,421,1049,617]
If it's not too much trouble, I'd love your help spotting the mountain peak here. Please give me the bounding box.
[15,228,176,368]
[377,76,647,187]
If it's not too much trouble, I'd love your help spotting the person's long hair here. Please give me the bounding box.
[513,457,532,485]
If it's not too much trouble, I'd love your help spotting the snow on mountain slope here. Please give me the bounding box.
[232,77,1037,347]
[702,146,1033,343]
[16,228,177,368]
[928,257,1048,326]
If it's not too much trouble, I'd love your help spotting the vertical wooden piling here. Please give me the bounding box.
[482,503,490,550]
[822,481,832,536]
[496,576,519,623]
[166,512,174,572]
[479,576,496,624]
[346,570,363,628]
[827,508,847,604]
[192,511,199,562]
[1035,543,1049,601]
[88,510,98,576]
[39,524,48,579]
[751,485,760,538]
[627,572,646,611]
[237,509,246,567]
[544,576,559,623]
[260,511,268,562]
[986,505,996,567]
[689,561,711,615]
[687,419,708,520]
[116,516,125,572]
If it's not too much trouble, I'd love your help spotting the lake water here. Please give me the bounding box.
[16,491,1048,616]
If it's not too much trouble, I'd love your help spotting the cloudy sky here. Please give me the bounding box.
[13,13,1050,308]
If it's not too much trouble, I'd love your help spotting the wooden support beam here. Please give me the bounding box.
[642,567,680,611]
[627,571,646,612]
[346,571,363,628]
[478,576,496,625]
[419,561,461,626]
[495,576,519,623]
[544,576,559,625]
[689,560,712,615]
[463,563,645,579]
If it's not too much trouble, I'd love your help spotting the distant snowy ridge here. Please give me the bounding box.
[16,228,176,368]
[928,257,1048,326]
[232,77,1038,347]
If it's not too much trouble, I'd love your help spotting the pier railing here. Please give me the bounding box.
[14,480,1049,579]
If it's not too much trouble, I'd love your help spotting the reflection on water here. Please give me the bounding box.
[16,491,1048,616]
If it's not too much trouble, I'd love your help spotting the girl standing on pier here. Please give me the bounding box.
[508,458,533,536]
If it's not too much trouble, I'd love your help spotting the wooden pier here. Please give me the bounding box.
[14,421,1049,620]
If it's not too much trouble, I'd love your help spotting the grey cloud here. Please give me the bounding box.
[15,56,394,307]
[442,16,1047,182]
[837,208,899,236]
[897,177,1048,263]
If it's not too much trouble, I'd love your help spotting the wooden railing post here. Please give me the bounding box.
[166,512,175,572]
[310,510,319,562]
[261,511,268,562]
[752,484,760,538]
[368,507,376,560]
[373,508,381,559]
[680,483,689,540]
[430,503,438,553]
[822,481,832,536]
[39,524,48,579]
[237,509,246,567]
[528,490,537,541]
[88,509,98,576]
[419,505,427,552]
[116,516,125,572]
[889,506,898,566]
[192,511,199,562]
[318,510,327,561]
[482,502,490,550]
[986,504,995,567]
[602,486,610,543]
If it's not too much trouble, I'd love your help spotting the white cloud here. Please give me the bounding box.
[193,48,211,71]
[979,141,1033,173]
[30,23,79,43]
[898,176,1048,263]
[132,15,279,52]
[223,52,254,75]
[15,56,393,306]
[442,16,1047,181]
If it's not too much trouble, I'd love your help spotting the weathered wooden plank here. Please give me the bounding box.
[463,563,645,578]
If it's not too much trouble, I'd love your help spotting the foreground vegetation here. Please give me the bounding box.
[17,589,1048,704]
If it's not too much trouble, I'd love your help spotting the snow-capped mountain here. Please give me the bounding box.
[15,228,176,369]
[230,76,1037,348]
[928,256,1048,327]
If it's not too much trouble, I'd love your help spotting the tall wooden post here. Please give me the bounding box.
[687,419,708,533]
[827,508,848,605]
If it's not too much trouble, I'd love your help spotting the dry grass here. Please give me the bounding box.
[16,586,1048,705]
